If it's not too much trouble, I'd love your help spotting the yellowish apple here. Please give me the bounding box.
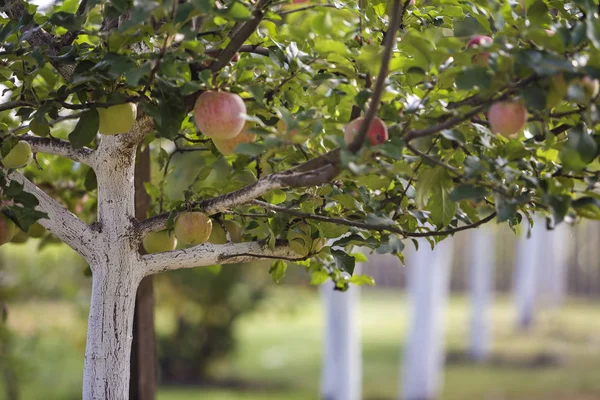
[98,103,137,135]
[27,222,46,238]
[208,221,227,244]
[1,141,32,169]
[174,212,212,245]
[194,91,246,139]
[143,230,177,253]
[213,128,256,155]
[224,220,243,242]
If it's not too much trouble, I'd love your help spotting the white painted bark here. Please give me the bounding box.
[400,238,454,400]
[543,223,571,308]
[513,216,543,330]
[468,227,494,362]
[320,265,362,400]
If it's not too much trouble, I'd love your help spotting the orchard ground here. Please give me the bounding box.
[5,282,600,399]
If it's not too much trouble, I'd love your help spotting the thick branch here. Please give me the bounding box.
[4,169,96,260]
[253,200,497,238]
[141,241,297,276]
[21,135,94,166]
[137,165,339,236]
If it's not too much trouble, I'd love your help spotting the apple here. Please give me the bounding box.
[98,103,137,135]
[174,212,212,245]
[10,228,28,244]
[194,91,246,139]
[212,126,256,155]
[208,221,227,244]
[0,213,16,246]
[29,118,50,137]
[143,230,177,253]
[466,35,493,66]
[224,220,243,242]
[276,118,299,137]
[27,222,46,238]
[343,117,388,146]
[487,100,528,138]
[2,141,33,169]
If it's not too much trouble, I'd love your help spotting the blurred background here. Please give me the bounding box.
[2,220,600,400]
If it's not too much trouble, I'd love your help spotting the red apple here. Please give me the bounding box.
[466,35,493,66]
[343,117,388,146]
[0,213,16,246]
[487,100,528,138]
[194,91,246,139]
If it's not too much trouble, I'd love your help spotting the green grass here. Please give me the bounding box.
[5,289,600,400]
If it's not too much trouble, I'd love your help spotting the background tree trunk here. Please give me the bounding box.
[130,145,157,400]
[513,217,543,330]
[401,238,454,400]
[468,227,494,362]
[320,265,362,400]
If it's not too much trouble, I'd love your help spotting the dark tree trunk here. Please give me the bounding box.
[130,145,156,400]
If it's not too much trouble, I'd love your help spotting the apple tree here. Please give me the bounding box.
[2,0,600,398]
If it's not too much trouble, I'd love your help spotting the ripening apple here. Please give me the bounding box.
[1,141,33,168]
[343,117,388,146]
[27,222,46,238]
[174,212,212,245]
[143,230,177,253]
[224,220,243,242]
[98,103,137,135]
[10,229,28,244]
[466,35,493,66]
[194,91,246,139]
[276,118,299,138]
[487,100,528,138]
[208,221,227,244]
[213,127,256,155]
[0,214,16,246]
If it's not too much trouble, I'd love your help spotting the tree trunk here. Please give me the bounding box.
[320,265,362,400]
[401,238,454,400]
[129,145,157,400]
[468,227,494,362]
[83,263,141,400]
[513,216,542,330]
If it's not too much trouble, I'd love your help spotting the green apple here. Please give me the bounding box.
[29,118,50,137]
[2,141,33,168]
[0,214,16,246]
[98,103,137,135]
[174,212,212,245]
[10,229,28,244]
[143,230,177,253]
[208,221,227,244]
[224,220,243,242]
[27,222,46,238]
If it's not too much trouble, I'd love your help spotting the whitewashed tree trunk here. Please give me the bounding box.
[400,238,454,400]
[468,227,495,362]
[320,265,362,400]
[545,223,571,308]
[513,216,543,330]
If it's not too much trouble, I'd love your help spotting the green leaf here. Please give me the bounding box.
[310,269,330,285]
[331,249,356,275]
[455,67,492,90]
[572,197,600,219]
[560,125,598,171]
[269,260,287,283]
[48,12,84,30]
[190,0,212,13]
[376,234,404,255]
[449,184,487,202]
[544,194,571,225]
[495,194,518,223]
[68,109,99,149]
[349,274,375,286]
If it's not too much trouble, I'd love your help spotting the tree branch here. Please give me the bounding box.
[136,164,339,236]
[208,0,272,72]
[3,169,97,260]
[20,135,95,166]
[253,200,497,238]
[141,241,297,276]
[347,0,402,153]
[278,3,340,16]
